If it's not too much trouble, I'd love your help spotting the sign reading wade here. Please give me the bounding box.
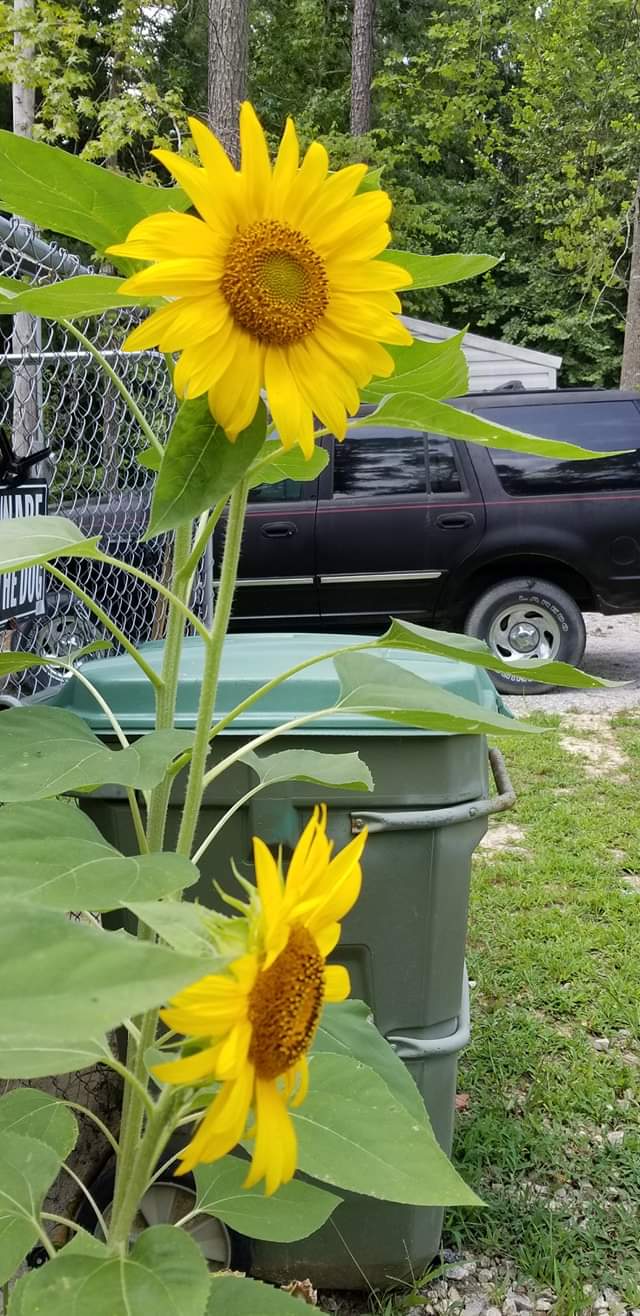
[0,480,48,624]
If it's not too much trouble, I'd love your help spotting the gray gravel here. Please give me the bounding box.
[504,613,640,715]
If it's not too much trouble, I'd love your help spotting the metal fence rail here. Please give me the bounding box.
[0,215,213,694]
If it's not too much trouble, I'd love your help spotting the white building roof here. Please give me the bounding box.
[402,316,562,391]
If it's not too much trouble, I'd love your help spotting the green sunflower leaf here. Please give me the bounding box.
[248,441,328,488]
[361,331,468,403]
[207,1275,312,1316]
[194,1155,341,1241]
[0,799,198,910]
[293,1052,479,1206]
[0,1131,63,1285]
[378,617,619,689]
[0,1088,77,1162]
[0,706,193,800]
[355,391,609,460]
[0,903,210,1048]
[147,398,267,538]
[0,1038,109,1082]
[383,249,500,289]
[0,515,101,574]
[333,650,541,735]
[0,274,153,320]
[0,131,189,259]
[127,900,231,958]
[13,1225,210,1316]
[241,747,374,791]
[314,1000,425,1123]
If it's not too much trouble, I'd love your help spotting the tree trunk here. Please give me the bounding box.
[207,0,249,166]
[12,0,43,463]
[621,178,640,391]
[350,0,376,136]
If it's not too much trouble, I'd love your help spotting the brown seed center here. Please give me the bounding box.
[248,925,325,1079]
[220,219,329,346]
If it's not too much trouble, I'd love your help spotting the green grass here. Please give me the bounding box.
[441,711,640,1312]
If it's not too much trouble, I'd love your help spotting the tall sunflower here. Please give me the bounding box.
[107,104,412,456]
[153,807,366,1195]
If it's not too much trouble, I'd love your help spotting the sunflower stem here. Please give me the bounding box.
[176,477,250,859]
[108,1086,179,1252]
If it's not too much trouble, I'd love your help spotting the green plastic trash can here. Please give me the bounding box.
[47,633,514,1288]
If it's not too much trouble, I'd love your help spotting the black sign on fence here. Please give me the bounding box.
[0,480,48,625]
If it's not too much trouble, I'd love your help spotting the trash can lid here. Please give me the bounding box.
[46,632,505,735]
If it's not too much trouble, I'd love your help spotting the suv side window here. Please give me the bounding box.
[248,478,308,503]
[333,428,427,499]
[479,401,640,496]
[427,435,462,493]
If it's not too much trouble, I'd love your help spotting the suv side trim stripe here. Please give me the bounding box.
[219,575,315,587]
[320,570,443,585]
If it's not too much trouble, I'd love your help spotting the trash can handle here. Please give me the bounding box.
[350,747,515,834]
[386,965,471,1060]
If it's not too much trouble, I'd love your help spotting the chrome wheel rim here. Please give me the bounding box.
[488,602,562,665]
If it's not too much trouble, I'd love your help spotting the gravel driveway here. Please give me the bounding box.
[504,613,640,715]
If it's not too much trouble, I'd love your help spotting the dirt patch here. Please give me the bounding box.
[478,821,530,856]
[559,713,628,778]
[621,871,640,892]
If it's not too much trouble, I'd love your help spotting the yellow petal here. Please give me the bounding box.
[288,343,350,439]
[107,211,223,263]
[188,116,241,228]
[176,1065,254,1175]
[324,298,412,346]
[207,331,264,438]
[173,319,238,399]
[301,163,368,235]
[215,1019,252,1080]
[152,1043,220,1086]
[314,921,341,957]
[290,1055,310,1108]
[270,116,300,205]
[286,141,329,227]
[239,101,272,217]
[314,323,394,387]
[326,258,413,292]
[264,346,315,455]
[252,836,284,944]
[244,1078,297,1195]
[314,191,393,256]
[152,149,232,234]
[119,257,220,298]
[324,963,351,1003]
[123,296,228,355]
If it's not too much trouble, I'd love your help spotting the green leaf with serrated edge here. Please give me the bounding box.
[138,445,162,471]
[313,1000,425,1123]
[241,747,374,791]
[356,166,383,192]
[382,249,500,288]
[0,275,154,319]
[207,1275,312,1316]
[293,1053,479,1205]
[0,1089,77,1162]
[194,1156,341,1241]
[0,903,212,1047]
[361,331,468,403]
[379,617,620,690]
[0,800,198,910]
[148,398,267,538]
[128,900,233,958]
[7,1234,109,1316]
[15,1225,210,1316]
[248,441,328,488]
[0,131,189,259]
[333,650,541,736]
[0,707,193,801]
[355,392,614,460]
[0,516,101,574]
[0,1038,109,1082]
[0,1131,62,1285]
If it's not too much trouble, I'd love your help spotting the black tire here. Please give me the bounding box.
[464,576,586,694]
[74,1150,251,1272]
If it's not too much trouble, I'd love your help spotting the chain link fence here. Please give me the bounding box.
[0,215,213,695]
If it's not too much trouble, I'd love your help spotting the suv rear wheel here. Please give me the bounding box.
[464,577,586,694]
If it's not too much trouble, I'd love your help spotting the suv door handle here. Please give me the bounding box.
[261,521,297,538]
[436,512,475,529]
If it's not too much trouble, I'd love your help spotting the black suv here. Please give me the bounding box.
[222,389,640,692]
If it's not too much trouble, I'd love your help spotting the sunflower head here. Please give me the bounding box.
[153,807,367,1195]
[108,103,412,457]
